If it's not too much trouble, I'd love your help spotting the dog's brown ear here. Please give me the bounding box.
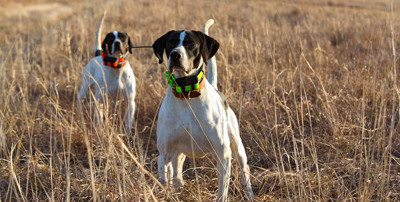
[152,30,174,64]
[193,31,219,64]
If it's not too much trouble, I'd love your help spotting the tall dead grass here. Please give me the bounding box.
[1,0,399,201]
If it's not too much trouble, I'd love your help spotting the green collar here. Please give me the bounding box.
[165,66,205,94]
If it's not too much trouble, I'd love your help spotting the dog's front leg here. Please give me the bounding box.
[216,147,232,202]
[171,153,186,187]
[124,99,135,135]
[78,74,91,100]
[124,78,136,135]
[94,89,105,128]
[158,153,173,185]
[78,82,89,100]
[78,63,94,100]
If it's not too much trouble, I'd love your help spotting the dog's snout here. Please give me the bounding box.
[114,41,122,51]
[170,51,182,60]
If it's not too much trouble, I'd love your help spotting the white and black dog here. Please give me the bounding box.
[78,12,136,134]
[152,20,254,201]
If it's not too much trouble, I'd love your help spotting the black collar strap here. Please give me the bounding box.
[165,65,205,98]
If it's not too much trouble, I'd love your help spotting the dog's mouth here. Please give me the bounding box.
[169,66,194,78]
[169,65,189,73]
[169,60,189,72]
[111,50,123,57]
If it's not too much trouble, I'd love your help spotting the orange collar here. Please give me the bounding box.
[101,52,127,68]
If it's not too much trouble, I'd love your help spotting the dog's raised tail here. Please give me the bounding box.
[95,11,106,56]
[203,19,218,90]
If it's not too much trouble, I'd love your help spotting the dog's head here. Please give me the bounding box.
[102,31,133,56]
[152,30,219,77]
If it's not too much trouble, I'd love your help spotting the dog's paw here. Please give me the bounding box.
[173,179,184,188]
[245,187,255,200]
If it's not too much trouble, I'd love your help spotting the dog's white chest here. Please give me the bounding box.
[157,85,228,157]
[91,57,135,98]
[103,73,124,95]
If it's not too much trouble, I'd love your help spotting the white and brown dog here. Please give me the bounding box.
[78,13,136,134]
[152,20,254,201]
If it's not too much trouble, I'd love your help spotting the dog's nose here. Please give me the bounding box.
[170,51,182,60]
[114,41,122,51]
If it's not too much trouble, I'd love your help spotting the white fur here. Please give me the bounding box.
[111,31,120,54]
[178,31,186,46]
[77,57,136,134]
[203,19,218,90]
[77,15,136,134]
[168,31,190,77]
[95,11,106,52]
[157,20,254,201]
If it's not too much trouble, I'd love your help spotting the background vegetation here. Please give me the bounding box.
[1,0,399,201]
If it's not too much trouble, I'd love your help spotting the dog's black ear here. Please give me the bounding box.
[128,36,133,54]
[102,33,111,52]
[152,30,174,64]
[101,37,107,52]
[193,31,220,64]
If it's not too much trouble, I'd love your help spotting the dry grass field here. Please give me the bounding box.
[1,0,400,201]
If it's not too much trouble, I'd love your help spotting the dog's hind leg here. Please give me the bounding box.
[171,153,186,187]
[227,108,255,199]
[215,144,232,202]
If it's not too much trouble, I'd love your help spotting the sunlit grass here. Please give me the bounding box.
[0,0,399,201]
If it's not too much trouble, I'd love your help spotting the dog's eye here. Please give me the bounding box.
[184,41,195,48]
[168,41,177,47]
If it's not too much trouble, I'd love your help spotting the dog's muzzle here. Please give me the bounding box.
[169,51,186,71]
[113,41,123,53]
